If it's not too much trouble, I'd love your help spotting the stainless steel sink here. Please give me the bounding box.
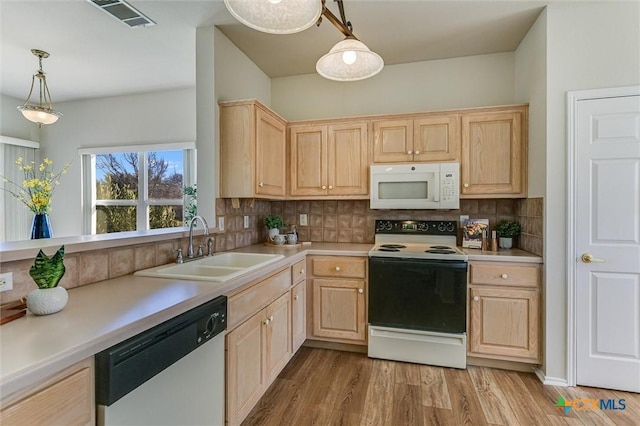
[134,252,285,282]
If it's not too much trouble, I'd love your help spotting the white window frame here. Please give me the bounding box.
[79,142,196,235]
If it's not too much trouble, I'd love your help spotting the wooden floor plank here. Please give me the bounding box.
[419,365,453,409]
[490,368,551,425]
[443,367,489,426]
[327,352,372,424]
[547,414,585,425]
[467,366,522,425]
[562,386,616,426]
[360,359,396,426]
[391,383,424,426]
[516,372,581,420]
[395,361,422,385]
[422,406,458,426]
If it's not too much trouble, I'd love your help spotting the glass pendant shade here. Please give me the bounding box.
[224,0,322,34]
[316,38,384,82]
[18,105,61,125]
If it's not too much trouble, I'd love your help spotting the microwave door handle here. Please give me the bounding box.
[432,173,440,202]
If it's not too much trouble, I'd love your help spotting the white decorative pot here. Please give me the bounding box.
[499,237,513,249]
[26,286,68,315]
[268,228,279,240]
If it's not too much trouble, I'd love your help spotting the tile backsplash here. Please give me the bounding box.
[1,196,544,304]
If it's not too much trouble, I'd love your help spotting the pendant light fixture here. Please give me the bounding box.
[224,0,383,81]
[223,0,323,34]
[315,1,383,81]
[17,49,62,126]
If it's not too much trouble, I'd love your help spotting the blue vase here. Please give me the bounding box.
[31,213,53,239]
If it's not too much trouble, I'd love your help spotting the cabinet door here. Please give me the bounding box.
[461,110,527,197]
[226,309,267,426]
[265,292,292,383]
[0,358,94,426]
[328,121,369,195]
[289,125,328,196]
[255,107,286,197]
[413,115,460,162]
[291,280,306,352]
[312,278,366,342]
[372,119,414,163]
[468,286,540,362]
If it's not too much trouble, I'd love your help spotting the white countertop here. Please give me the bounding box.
[0,242,540,398]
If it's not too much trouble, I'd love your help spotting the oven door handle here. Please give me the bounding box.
[370,257,467,269]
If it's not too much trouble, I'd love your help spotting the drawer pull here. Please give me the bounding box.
[335,266,341,272]
[473,296,480,302]
[501,273,508,279]
[294,295,299,300]
[358,289,364,294]
[258,182,264,187]
[300,269,305,274]
[464,183,469,188]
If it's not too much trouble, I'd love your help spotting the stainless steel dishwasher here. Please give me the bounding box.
[95,295,226,426]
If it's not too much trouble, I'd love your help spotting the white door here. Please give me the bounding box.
[575,93,640,392]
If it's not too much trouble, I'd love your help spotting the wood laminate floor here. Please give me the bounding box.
[242,347,640,426]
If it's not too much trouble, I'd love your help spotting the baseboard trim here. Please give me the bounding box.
[302,339,367,354]
[535,368,569,387]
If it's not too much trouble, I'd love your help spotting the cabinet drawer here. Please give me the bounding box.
[228,268,291,330]
[311,256,366,279]
[469,262,540,288]
[291,259,307,284]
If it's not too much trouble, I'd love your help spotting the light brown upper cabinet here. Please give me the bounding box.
[460,106,528,198]
[372,114,459,163]
[289,121,368,198]
[220,100,287,199]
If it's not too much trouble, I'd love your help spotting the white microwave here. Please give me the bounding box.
[370,162,460,209]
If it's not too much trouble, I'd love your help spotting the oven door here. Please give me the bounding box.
[368,256,467,333]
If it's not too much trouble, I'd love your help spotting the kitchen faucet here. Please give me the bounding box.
[187,215,210,259]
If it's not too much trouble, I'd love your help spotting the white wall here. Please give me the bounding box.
[514,9,547,199]
[195,27,271,222]
[543,1,640,383]
[272,52,515,121]
[40,88,196,237]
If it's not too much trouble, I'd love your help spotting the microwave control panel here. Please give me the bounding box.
[439,163,460,208]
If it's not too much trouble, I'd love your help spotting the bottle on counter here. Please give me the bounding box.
[491,230,499,251]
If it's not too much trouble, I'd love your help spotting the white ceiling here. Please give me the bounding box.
[1,0,548,104]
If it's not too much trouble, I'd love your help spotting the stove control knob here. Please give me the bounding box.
[417,222,429,232]
[446,223,455,232]
[383,221,393,231]
[437,222,446,232]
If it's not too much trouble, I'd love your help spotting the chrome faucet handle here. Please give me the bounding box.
[197,244,204,257]
[173,248,184,264]
[207,237,214,256]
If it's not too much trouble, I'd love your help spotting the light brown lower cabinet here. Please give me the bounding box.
[309,256,367,344]
[291,280,306,353]
[0,358,94,426]
[226,291,291,426]
[467,261,541,363]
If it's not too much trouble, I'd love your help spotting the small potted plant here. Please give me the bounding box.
[26,245,68,315]
[495,219,521,249]
[264,214,284,240]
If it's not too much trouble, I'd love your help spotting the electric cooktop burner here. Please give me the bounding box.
[425,249,456,254]
[430,245,451,250]
[380,244,407,249]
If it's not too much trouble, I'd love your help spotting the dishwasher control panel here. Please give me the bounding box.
[197,300,226,344]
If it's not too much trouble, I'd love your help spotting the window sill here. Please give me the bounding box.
[0,228,195,262]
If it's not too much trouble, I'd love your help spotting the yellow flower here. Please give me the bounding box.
[0,157,71,214]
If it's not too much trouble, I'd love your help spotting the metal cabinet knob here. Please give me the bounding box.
[501,273,508,279]
[581,253,605,263]
[464,183,469,188]
[473,296,480,302]
[269,315,274,321]
[358,289,364,294]
[335,266,341,272]
[294,295,299,300]
[300,269,305,274]
[264,318,270,325]
[414,150,420,155]
[258,182,264,187]
[322,185,327,190]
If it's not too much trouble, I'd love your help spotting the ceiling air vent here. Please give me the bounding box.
[87,0,156,28]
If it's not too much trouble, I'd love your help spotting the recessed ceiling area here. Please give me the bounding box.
[1,0,547,103]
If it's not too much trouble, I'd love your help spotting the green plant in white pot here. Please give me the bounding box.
[264,214,284,241]
[26,245,68,315]
[495,220,521,249]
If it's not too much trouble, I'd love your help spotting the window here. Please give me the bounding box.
[80,143,196,235]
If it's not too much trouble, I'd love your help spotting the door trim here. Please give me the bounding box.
[566,85,640,387]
